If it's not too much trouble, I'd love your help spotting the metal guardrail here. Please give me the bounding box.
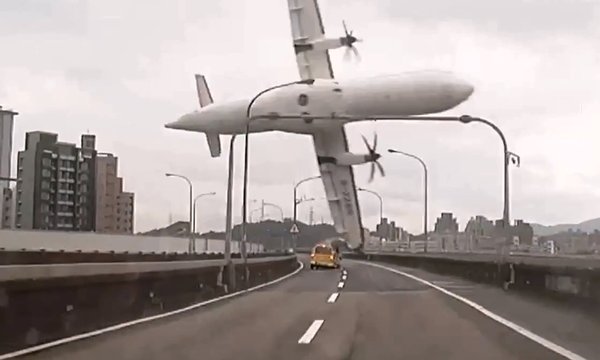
[0,256,295,282]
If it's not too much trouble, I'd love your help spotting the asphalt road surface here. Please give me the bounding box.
[20,256,597,360]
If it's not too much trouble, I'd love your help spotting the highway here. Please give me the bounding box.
[20,256,599,360]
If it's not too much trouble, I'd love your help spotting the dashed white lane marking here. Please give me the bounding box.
[337,281,345,289]
[298,320,325,344]
[359,261,588,360]
[0,262,305,360]
[342,274,347,281]
[327,292,339,303]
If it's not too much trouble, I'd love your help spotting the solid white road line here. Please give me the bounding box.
[298,320,325,344]
[337,281,345,289]
[358,261,587,360]
[0,261,305,360]
[327,292,339,303]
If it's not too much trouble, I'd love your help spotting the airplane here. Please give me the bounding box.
[165,0,474,250]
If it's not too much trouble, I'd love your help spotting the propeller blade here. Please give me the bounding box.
[373,132,378,151]
[350,46,361,62]
[369,162,375,183]
[343,20,349,36]
[343,46,352,62]
[361,134,373,153]
[375,160,385,177]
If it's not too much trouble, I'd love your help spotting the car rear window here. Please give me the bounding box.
[313,246,332,254]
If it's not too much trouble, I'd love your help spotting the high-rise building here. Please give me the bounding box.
[15,132,96,231]
[376,217,402,241]
[95,153,134,233]
[465,215,495,237]
[434,212,459,233]
[0,106,18,228]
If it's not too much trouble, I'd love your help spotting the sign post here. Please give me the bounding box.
[290,223,300,251]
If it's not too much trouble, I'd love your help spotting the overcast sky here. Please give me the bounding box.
[1,0,599,234]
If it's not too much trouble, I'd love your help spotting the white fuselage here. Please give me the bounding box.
[166,70,474,135]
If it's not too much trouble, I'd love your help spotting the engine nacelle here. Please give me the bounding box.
[317,152,372,166]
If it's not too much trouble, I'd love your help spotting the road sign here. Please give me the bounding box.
[289,223,300,234]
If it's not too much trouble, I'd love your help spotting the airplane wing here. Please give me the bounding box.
[287,0,334,79]
[312,126,365,249]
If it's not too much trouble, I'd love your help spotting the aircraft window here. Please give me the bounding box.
[298,94,308,106]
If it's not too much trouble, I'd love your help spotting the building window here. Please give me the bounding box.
[42,169,51,177]
[42,158,51,167]
[41,192,50,200]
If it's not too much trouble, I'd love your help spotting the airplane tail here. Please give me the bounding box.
[195,74,221,157]
[195,74,214,108]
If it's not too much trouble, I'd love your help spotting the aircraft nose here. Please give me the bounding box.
[445,77,474,105]
[165,112,195,130]
[457,81,474,100]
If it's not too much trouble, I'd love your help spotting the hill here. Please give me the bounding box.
[531,217,600,236]
[201,220,339,250]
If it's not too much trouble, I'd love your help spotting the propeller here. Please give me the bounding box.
[361,132,385,182]
[341,20,362,62]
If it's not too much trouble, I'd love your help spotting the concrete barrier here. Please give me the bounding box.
[0,229,264,254]
[0,250,281,265]
[0,255,298,354]
[347,252,600,307]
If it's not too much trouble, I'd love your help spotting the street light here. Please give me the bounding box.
[357,187,384,249]
[193,191,216,240]
[291,176,321,250]
[165,172,194,253]
[241,80,315,276]
[293,176,321,225]
[458,115,515,228]
[388,149,429,253]
[242,113,516,233]
[263,202,284,221]
[224,135,237,291]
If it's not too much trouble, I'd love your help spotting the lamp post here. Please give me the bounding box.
[193,191,216,246]
[292,176,321,250]
[262,202,284,221]
[293,176,321,225]
[388,149,429,253]
[358,187,383,250]
[241,80,313,285]
[263,202,284,251]
[165,172,193,253]
[224,135,236,291]
[458,116,511,228]
[243,113,516,235]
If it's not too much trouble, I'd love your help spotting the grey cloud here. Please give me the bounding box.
[377,0,598,35]
[2,0,599,233]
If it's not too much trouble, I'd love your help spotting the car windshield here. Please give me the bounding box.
[313,246,332,254]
